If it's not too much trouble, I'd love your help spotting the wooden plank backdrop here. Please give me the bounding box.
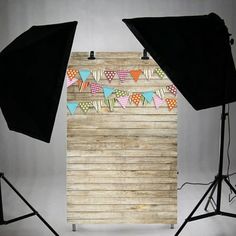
[67,52,177,224]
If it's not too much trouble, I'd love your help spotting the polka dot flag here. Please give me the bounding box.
[166,84,177,96]
[130,93,142,106]
[165,98,177,111]
[115,89,127,98]
[79,101,93,113]
[155,67,166,79]
[67,69,77,81]
[104,70,116,83]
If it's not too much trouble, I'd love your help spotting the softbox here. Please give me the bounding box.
[0,21,77,142]
[123,13,236,110]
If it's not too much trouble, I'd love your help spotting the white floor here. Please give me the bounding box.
[1,172,236,236]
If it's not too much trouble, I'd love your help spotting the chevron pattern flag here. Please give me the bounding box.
[143,68,153,80]
[92,69,103,82]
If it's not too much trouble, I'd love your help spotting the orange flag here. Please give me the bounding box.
[165,98,177,111]
[131,93,142,106]
[130,69,142,82]
[67,68,77,81]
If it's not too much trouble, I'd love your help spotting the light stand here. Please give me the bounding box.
[175,104,236,236]
[0,173,59,235]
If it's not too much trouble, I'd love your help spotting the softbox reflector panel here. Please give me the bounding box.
[0,21,77,142]
[123,13,236,110]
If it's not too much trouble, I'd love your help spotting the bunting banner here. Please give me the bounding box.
[92,69,103,82]
[117,70,129,83]
[67,76,77,88]
[67,102,79,115]
[104,70,116,83]
[92,100,103,112]
[117,95,129,109]
[104,98,116,111]
[80,101,93,113]
[90,82,102,95]
[166,84,177,96]
[153,95,164,109]
[166,98,177,111]
[103,86,115,98]
[115,89,128,98]
[79,69,90,82]
[67,68,78,81]
[142,91,154,103]
[78,80,90,92]
[130,69,142,82]
[131,93,142,106]
[155,67,166,79]
[156,88,165,99]
[143,68,153,80]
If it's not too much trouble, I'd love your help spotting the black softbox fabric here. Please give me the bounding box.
[123,13,236,110]
[0,21,77,143]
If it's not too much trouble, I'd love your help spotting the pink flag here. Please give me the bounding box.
[90,82,102,95]
[66,75,77,87]
[117,96,129,109]
[117,70,129,83]
[153,95,164,109]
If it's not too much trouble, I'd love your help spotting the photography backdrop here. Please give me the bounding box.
[0,1,236,235]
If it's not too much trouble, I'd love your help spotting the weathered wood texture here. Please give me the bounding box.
[67,52,177,224]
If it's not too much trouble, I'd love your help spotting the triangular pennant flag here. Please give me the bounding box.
[165,98,177,111]
[153,95,164,109]
[130,93,142,106]
[67,102,79,115]
[117,70,129,83]
[155,67,166,79]
[67,68,78,81]
[103,86,115,98]
[166,84,177,96]
[104,98,116,112]
[90,82,102,95]
[79,69,91,82]
[104,70,116,83]
[142,91,154,103]
[117,95,129,109]
[156,88,166,99]
[67,75,77,88]
[92,69,103,82]
[130,69,142,82]
[92,100,102,112]
[143,68,153,80]
[115,89,128,98]
[80,101,93,113]
[77,80,90,92]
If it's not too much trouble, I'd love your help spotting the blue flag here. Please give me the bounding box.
[67,102,79,115]
[142,91,154,103]
[103,86,115,98]
[79,69,90,82]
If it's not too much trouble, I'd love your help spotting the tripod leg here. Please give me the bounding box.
[224,177,236,195]
[204,180,217,211]
[175,179,217,236]
[1,174,59,236]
